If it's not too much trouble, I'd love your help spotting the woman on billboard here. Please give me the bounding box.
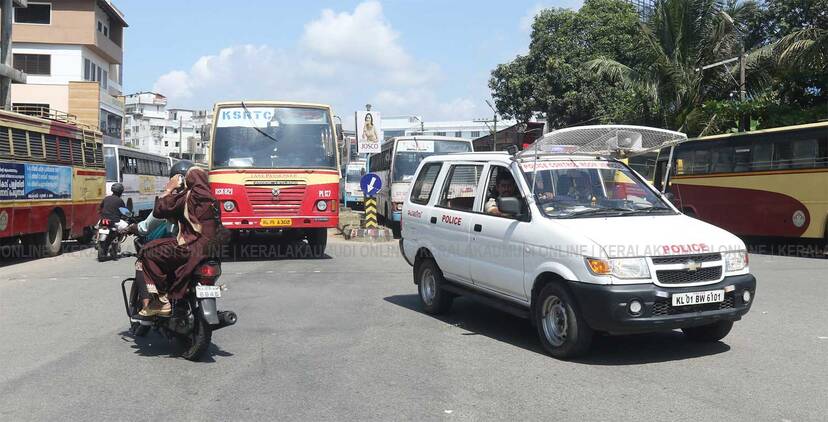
[362,113,378,143]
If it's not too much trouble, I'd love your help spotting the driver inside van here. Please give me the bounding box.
[567,171,593,203]
[485,171,519,217]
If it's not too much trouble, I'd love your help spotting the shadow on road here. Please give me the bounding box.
[385,293,731,365]
[219,235,333,262]
[119,330,234,362]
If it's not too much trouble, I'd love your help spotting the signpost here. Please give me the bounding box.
[360,173,382,229]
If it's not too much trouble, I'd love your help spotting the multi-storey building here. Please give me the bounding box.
[124,92,210,163]
[9,0,127,144]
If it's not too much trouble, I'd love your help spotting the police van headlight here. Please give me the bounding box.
[724,250,748,272]
[586,257,650,279]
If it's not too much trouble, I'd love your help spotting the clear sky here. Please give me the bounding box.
[118,0,583,128]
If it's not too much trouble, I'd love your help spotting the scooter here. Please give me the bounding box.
[96,207,136,261]
[120,259,237,361]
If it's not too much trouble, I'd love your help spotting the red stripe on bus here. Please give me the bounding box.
[209,169,339,175]
[672,184,810,238]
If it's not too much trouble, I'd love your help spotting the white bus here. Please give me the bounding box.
[369,136,473,230]
[103,145,173,217]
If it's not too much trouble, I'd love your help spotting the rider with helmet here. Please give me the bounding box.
[99,183,126,221]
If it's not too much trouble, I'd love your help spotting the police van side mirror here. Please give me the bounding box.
[497,197,523,216]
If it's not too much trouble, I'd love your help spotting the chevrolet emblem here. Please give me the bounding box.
[685,259,701,272]
[271,188,280,197]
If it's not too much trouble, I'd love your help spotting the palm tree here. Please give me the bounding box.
[585,0,752,132]
[774,27,828,73]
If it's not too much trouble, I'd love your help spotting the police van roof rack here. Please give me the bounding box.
[516,125,687,160]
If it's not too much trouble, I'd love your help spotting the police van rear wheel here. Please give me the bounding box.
[416,259,453,315]
[534,283,592,359]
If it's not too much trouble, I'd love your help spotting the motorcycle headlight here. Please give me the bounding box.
[586,257,651,279]
[724,250,748,272]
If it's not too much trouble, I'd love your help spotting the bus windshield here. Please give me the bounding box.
[346,164,365,183]
[212,105,337,169]
[521,160,674,219]
[393,140,472,182]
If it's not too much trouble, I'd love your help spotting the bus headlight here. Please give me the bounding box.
[223,201,235,212]
[586,257,650,279]
[724,250,748,272]
[394,202,403,211]
[316,200,328,211]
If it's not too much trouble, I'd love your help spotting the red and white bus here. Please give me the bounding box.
[654,122,828,246]
[0,108,105,256]
[208,101,340,256]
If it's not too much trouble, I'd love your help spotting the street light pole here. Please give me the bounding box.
[485,100,498,150]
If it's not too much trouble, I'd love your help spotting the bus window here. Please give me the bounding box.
[773,141,793,169]
[751,142,773,171]
[734,147,751,172]
[711,147,734,173]
[693,150,710,174]
[674,149,693,175]
[104,147,118,181]
[791,139,817,169]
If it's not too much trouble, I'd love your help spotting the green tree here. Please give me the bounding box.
[489,0,645,129]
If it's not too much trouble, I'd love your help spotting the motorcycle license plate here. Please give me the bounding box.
[196,285,221,298]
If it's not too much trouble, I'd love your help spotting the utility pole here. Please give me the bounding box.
[178,117,182,159]
[0,0,28,110]
[485,100,498,149]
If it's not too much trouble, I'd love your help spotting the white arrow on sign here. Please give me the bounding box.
[367,176,377,192]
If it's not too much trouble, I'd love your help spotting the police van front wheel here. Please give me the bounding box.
[416,259,453,315]
[533,283,593,359]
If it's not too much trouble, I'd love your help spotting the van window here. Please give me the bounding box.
[484,166,525,217]
[438,164,482,211]
[410,163,442,205]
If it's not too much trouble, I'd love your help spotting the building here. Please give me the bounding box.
[123,92,210,162]
[382,116,517,141]
[9,0,127,144]
[472,121,546,152]
[624,0,655,19]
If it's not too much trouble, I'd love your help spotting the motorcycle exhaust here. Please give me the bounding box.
[214,311,237,330]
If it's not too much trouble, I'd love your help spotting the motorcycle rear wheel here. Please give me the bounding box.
[179,312,212,361]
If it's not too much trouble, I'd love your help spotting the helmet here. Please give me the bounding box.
[111,183,124,195]
[170,160,195,178]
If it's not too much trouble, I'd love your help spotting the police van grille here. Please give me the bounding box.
[656,266,722,284]
[651,253,721,265]
[651,294,735,316]
[245,185,306,216]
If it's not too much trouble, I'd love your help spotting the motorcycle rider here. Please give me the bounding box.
[134,161,220,317]
[99,183,126,222]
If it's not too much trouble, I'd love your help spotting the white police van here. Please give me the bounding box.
[399,126,756,359]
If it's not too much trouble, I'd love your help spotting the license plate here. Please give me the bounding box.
[195,285,221,298]
[260,218,292,227]
[672,289,724,307]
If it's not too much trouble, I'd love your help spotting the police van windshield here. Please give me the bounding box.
[212,106,337,169]
[520,160,674,218]
[393,140,472,182]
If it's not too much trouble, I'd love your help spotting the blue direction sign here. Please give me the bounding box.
[360,173,382,196]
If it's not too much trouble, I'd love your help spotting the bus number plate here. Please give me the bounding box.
[261,218,292,227]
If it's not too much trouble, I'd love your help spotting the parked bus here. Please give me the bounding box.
[654,121,828,244]
[369,136,473,230]
[342,159,366,209]
[208,101,340,256]
[103,145,173,217]
[0,107,105,256]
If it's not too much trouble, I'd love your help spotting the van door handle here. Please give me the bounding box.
[473,224,482,232]
[430,217,437,224]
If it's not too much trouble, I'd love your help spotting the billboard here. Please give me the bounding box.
[0,162,72,200]
[356,111,383,154]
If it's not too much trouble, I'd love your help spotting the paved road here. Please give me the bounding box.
[1,234,827,421]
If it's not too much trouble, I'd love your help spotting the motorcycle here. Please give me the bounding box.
[120,258,237,361]
[96,207,135,261]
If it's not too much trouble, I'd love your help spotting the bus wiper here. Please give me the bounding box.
[240,101,279,144]
[563,207,631,218]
